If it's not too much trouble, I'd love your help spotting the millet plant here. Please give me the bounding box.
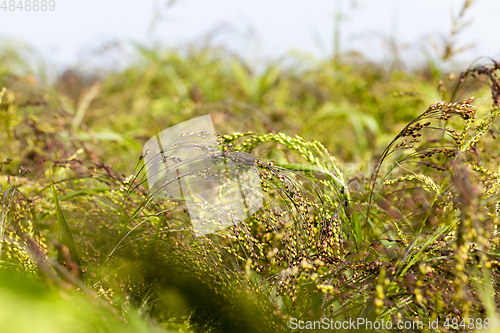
[2,45,500,332]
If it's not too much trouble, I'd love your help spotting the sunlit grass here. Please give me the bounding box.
[1,35,500,332]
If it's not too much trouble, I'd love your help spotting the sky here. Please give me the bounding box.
[0,0,499,70]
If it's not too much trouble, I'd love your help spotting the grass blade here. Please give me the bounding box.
[50,181,82,279]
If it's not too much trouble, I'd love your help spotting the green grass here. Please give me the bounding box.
[1,36,500,333]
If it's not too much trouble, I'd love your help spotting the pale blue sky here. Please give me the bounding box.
[0,0,499,69]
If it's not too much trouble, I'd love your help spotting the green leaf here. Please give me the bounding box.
[399,225,451,276]
[352,213,363,248]
[273,162,346,191]
[58,188,110,201]
[50,181,82,279]
[77,130,124,142]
